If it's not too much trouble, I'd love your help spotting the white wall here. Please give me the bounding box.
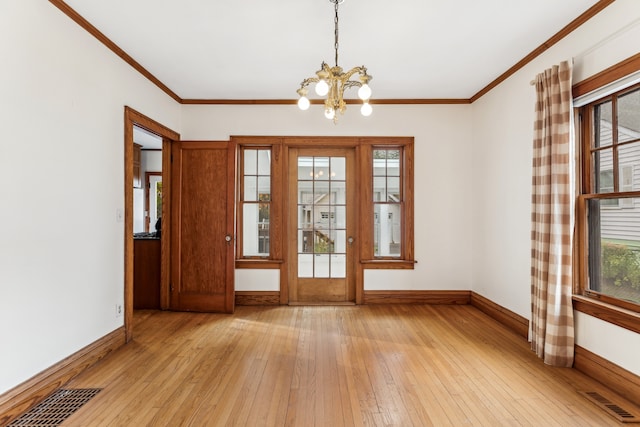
[2,0,637,399]
[181,104,475,293]
[471,0,640,375]
[0,1,180,394]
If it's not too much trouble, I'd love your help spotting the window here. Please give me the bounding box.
[373,149,402,257]
[240,148,271,257]
[360,139,414,267]
[579,83,640,308]
[234,137,415,274]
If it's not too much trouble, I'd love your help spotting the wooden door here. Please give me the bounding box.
[288,147,356,304]
[170,141,235,313]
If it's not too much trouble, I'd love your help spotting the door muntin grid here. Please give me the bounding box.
[297,156,347,278]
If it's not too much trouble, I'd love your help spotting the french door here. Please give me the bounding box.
[288,147,356,304]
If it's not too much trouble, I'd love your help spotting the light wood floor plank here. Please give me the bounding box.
[57,305,639,426]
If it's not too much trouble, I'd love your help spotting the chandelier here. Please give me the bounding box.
[296,0,372,123]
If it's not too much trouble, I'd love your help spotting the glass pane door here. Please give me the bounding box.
[297,156,347,279]
[288,147,355,304]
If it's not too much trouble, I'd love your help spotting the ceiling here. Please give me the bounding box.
[134,126,162,150]
[60,0,604,101]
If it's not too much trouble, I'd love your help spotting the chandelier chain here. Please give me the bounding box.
[334,0,339,67]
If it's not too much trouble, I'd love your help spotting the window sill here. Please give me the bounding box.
[360,259,417,269]
[235,259,283,269]
[573,294,640,334]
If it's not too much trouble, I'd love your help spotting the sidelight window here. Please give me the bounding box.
[240,148,271,257]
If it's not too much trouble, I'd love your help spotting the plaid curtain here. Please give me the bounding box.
[530,61,575,367]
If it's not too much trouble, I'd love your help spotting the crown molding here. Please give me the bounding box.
[50,0,615,106]
[470,0,615,103]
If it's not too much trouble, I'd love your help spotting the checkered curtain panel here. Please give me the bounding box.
[530,60,575,367]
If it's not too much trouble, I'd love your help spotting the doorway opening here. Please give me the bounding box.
[124,107,179,341]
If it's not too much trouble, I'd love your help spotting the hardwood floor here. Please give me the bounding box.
[60,305,636,426]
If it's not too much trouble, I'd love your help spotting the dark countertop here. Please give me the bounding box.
[134,233,160,240]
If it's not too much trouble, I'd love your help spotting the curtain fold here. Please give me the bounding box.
[530,60,575,367]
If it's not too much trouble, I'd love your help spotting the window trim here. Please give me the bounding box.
[359,138,415,268]
[234,139,284,267]
[233,136,415,273]
[238,146,273,259]
[576,76,640,318]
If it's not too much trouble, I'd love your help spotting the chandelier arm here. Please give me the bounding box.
[299,77,320,90]
[340,66,369,84]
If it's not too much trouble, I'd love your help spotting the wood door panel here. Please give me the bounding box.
[296,279,348,302]
[171,142,235,313]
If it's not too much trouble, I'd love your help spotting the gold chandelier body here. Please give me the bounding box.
[296,0,372,123]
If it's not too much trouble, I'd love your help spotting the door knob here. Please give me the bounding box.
[348,236,354,245]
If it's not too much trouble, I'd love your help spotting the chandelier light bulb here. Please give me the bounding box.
[324,107,335,120]
[315,79,329,96]
[358,83,372,100]
[297,96,310,110]
[361,102,372,117]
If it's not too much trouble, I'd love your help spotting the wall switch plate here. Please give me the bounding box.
[116,208,124,222]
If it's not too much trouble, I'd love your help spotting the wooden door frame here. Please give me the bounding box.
[124,107,179,342]
[282,140,361,305]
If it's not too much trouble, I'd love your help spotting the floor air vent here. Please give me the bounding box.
[9,388,102,427]
[580,391,640,423]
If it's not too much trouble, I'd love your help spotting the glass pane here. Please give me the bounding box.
[314,157,330,181]
[331,157,345,180]
[300,230,313,253]
[298,157,313,180]
[334,230,346,253]
[595,100,613,148]
[155,181,163,219]
[258,176,271,201]
[244,176,257,201]
[387,152,401,176]
[618,88,640,143]
[258,202,269,223]
[298,254,313,277]
[373,177,386,201]
[314,181,330,205]
[619,163,635,194]
[594,149,614,193]
[243,204,269,256]
[373,203,402,257]
[334,206,346,228]
[315,255,330,277]
[387,177,400,201]
[314,231,331,252]
[244,149,257,175]
[298,181,313,202]
[588,198,640,304]
[332,181,346,204]
[373,157,386,176]
[373,204,381,257]
[318,209,332,230]
[331,254,346,278]
[257,149,270,175]
[618,143,640,193]
[298,205,312,229]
